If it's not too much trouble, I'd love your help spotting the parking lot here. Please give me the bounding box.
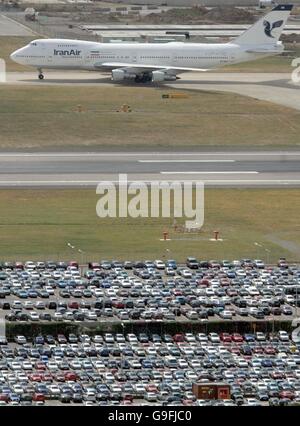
[0,330,299,406]
[0,258,299,323]
[0,258,299,406]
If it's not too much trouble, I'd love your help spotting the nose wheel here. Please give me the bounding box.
[38,70,44,80]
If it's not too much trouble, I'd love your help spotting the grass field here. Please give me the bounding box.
[0,84,300,149]
[1,36,299,73]
[0,188,298,262]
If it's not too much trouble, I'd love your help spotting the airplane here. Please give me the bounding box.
[10,4,293,83]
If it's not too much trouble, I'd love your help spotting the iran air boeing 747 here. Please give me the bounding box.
[10,4,293,83]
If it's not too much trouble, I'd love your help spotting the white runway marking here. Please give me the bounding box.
[0,179,300,186]
[160,171,259,175]
[138,160,236,163]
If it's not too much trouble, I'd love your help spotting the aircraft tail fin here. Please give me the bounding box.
[232,4,293,45]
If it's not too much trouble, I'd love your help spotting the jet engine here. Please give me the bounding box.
[152,71,177,82]
[111,69,136,82]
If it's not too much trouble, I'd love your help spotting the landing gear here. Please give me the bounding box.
[38,70,44,80]
[135,73,152,83]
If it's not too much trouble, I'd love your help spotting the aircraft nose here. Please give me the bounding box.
[10,50,17,61]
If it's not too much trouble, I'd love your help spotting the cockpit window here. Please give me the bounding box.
[30,42,37,46]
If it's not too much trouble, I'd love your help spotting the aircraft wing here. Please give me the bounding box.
[95,62,209,73]
[245,49,283,54]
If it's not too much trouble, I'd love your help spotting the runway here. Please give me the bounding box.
[0,151,299,188]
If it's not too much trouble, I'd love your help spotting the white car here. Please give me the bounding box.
[245,398,261,406]
[278,331,290,342]
[45,286,55,295]
[145,392,157,402]
[165,267,176,276]
[22,361,33,370]
[54,312,63,321]
[256,332,266,341]
[126,333,138,343]
[14,335,27,345]
[24,301,34,310]
[178,359,189,369]
[29,311,39,321]
[154,260,165,270]
[208,333,220,343]
[185,333,196,343]
[219,310,233,320]
[86,311,97,321]
[25,261,36,269]
[197,333,208,343]
[254,259,265,268]
[181,269,192,279]
[12,301,23,310]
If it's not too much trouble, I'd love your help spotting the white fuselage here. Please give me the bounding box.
[10,39,282,72]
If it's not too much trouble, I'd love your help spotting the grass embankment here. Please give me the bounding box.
[0,85,299,149]
[0,189,298,262]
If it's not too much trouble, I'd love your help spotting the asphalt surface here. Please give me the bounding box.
[0,151,299,188]
[0,14,35,36]
[5,71,300,111]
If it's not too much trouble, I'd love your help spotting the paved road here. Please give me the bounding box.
[0,151,299,187]
[0,14,35,36]
[5,71,300,111]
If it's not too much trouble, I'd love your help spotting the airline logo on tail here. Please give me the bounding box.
[263,20,284,38]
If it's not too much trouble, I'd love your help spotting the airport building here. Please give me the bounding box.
[105,0,300,6]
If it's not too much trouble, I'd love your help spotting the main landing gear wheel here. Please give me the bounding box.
[135,74,151,83]
[38,74,44,80]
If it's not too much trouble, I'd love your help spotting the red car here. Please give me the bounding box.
[173,334,185,342]
[29,373,42,382]
[123,394,134,402]
[0,394,9,402]
[65,372,77,381]
[42,373,53,382]
[35,362,46,370]
[264,346,277,355]
[198,279,209,287]
[220,279,230,287]
[230,346,241,355]
[68,301,79,309]
[232,333,244,343]
[279,391,295,400]
[271,372,286,379]
[121,400,132,405]
[220,333,232,343]
[32,393,45,402]
[112,301,125,309]
[146,385,158,393]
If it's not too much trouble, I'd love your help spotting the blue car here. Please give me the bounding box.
[244,334,256,342]
[166,260,177,270]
